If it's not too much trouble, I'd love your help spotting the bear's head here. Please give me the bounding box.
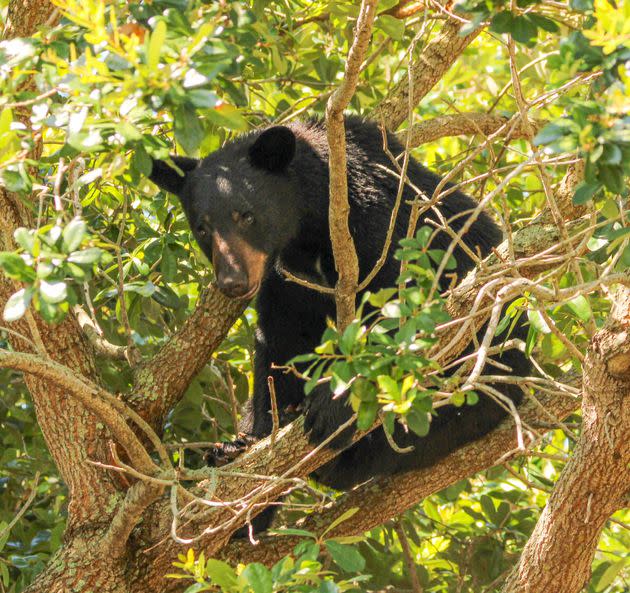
[149,126,300,299]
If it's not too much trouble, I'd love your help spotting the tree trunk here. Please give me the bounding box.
[502,289,630,593]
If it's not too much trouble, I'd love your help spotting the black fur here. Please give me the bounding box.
[149,117,530,520]
[149,155,198,195]
[249,126,297,172]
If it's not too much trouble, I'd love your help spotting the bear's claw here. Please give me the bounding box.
[204,433,258,467]
[303,386,356,450]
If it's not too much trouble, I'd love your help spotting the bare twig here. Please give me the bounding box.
[268,375,280,447]
[394,520,423,593]
[74,306,128,361]
[0,472,40,544]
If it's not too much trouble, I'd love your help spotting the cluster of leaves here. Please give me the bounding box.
[292,227,480,444]
[456,0,561,44]
[0,219,107,322]
[170,523,369,593]
[532,0,629,208]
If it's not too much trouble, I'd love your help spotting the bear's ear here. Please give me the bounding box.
[149,156,199,195]
[248,126,296,172]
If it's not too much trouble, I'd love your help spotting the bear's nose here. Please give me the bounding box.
[217,272,250,298]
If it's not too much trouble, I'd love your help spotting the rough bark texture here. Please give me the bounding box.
[326,0,377,329]
[399,112,543,147]
[0,0,120,536]
[502,289,630,593]
[3,0,57,38]
[374,19,481,130]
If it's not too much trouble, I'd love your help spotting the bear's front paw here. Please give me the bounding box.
[304,386,355,449]
[204,433,258,467]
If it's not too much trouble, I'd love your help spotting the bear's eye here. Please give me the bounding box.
[196,225,208,238]
[232,210,254,227]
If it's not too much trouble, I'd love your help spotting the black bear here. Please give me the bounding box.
[149,116,529,498]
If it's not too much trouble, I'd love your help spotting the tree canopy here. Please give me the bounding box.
[0,1,628,593]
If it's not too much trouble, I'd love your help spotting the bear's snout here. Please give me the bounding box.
[216,270,252,299]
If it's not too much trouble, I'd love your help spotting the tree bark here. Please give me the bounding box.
[374,19,481,130]
[501,288,630,593]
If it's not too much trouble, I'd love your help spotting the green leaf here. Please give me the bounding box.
[39,280,68,304]
[325,541,366,572]
[0,252,36,281]
[527,309,551,334]
[377,0,401,12]
[480,494,498,523]
[377,375,400,401]
[318,582,339,593]
[148,20,167,71]
[0,521,9,553]
[533,123,567,146]
[67,247,103,265]
[572,182,601,205]
[242,563,272,593]
[62,218,87,252]
[596,559,627,592]
[204,559,238,590]
[528,13,559,33]
[368,287,397,308]
[14,227,35,253]
[189,89,220,109]
[152,284,182,309]
[511,15,538,45]
[160,244,177,282]
[0,561,8,588]
[376,15,405,41]
[174,103,203,155]
[339,321,361,355]
[407,409,430,437]
[599,165,624,194]
[132,145,153,177]
[269,528,316,539]
[127,281,156,297]
[322,508,360,538]
[466,391,479,405]
[566,295,592,322]
[490,11,515,34]
[357,400,378,430]
[4,288,32,322]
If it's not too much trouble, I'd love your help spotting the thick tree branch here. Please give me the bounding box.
[397,112,544,147]
[3,0,57,38]
[223,386,580,565]
[326,0,378,330]
[136,415,379,588]
[131,285,247,430]
[135,210,595,586]
[501,288,630,593]
[0,350,160,476]
[374,18,482,130]
[1,0,120,531]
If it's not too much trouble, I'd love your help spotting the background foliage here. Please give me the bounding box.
[0,0,628,592]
